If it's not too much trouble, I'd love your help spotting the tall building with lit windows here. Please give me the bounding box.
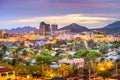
[50,24,58,35]
[39,22,51,36]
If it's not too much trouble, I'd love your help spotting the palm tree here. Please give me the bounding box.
[114,59,120,76]
[84,50,101,79]
[84,56,92,79]
[89,50,101,77]
[99,43,109,54]
[2,45,7,54]
[14,65,27,79]
[0,50,4,60]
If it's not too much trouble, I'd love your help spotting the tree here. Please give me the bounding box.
[114,59,120,75]
[65,53,73,59]
[27,49,35,55]
[100,57,105,62]
[55,49,63,57]
[0,50,4,60]
[111,42,120,48]
[117,51,120,55]
[72,64,79,76]
[54,41,61,47]
[87,39,96,49]
[22,50,28,56]
[44,44,53,50]
[26,65,42,78]
[15,46,25,53]
[74,49,88,58]
[99,43,109,54]
[14,65,27,79]
[69,43,75,51]
[74,41,87,51]
[1,45,7,54]
[45,69,56,78]
[35,50,53,65]
[84,50,101,79]
[87,50,101,60]
[57,64,73,78]
[84,56,92,79]
[97,70,112,80]
[96,61,114,72]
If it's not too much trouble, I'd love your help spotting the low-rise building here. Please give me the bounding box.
[0,66,15,80]
[58,58,84,68]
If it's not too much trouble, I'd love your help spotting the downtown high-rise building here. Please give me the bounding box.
[50,24,58,35]
[39,22,58,36]
[39,22,51,36]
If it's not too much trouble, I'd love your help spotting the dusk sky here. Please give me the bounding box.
[0,0,120,29]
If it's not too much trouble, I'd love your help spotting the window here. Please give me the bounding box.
[1,73,7,77]
[8,72,14,75]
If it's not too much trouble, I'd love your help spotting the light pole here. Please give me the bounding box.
[27,75,30,80]
[89,69,91,80]
[93,61,96,80]
[116,63,118,76]
[41,55,44,80]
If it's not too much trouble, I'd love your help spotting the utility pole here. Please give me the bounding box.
[41,55,44,80]
[116,63,118,76]
[89,69,91,80]
[93,61,96,80]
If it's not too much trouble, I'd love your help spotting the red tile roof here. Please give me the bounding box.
[0,66,14,73]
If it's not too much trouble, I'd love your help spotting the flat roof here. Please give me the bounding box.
[0,66,14,73]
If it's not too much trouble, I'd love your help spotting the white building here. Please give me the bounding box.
[106,51,120,62]
[58,58,84,68]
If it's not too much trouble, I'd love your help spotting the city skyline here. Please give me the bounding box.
[0,0,120,29]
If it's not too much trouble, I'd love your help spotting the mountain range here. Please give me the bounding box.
[59,21,120,35]
[94,21,120,35]
[1,21,120,35]
[4,26,38,33]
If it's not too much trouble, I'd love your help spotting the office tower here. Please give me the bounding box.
[50,24,58,35]
[39,22,50,36]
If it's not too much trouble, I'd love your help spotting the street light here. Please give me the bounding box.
[50,74,53,78]
[27,75,30,79]
[41,55,44,80]
[116,63,118,76]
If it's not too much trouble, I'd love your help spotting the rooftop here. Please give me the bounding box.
[0,66,14,73]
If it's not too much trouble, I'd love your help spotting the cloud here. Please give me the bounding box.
[0,14,116,29]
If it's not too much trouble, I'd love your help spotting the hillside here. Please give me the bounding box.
[98,21,120,35]
[59,23,90,33]
[104,21,120,29]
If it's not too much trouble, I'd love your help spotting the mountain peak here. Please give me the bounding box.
[71,23,78,25]
[59,23,89,33]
